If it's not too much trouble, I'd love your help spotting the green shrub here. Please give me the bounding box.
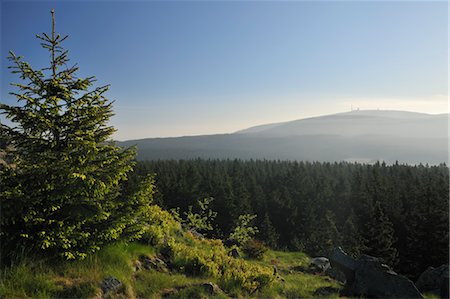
[163,232,274,294]
[228,214,259,246]
[183,197,217,234]
[242,239,268,260]
[140,204,182,246]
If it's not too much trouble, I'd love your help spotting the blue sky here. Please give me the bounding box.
[1,0,448,140]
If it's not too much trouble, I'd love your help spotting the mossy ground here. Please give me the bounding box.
[0,205,341,298]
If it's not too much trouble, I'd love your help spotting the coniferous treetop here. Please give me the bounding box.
[0,10,151,260]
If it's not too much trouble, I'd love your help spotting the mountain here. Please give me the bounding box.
[118,110,448,164]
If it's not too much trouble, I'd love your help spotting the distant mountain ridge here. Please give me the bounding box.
[236,110,447,139]
[118,110,448,164]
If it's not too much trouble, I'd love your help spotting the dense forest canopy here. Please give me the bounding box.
[129,159,449,279]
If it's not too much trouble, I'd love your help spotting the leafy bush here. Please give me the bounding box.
[140,204,182,246]
[228,214,259,246]
[162,232,274,294]
[242,239,268,260]
[183,197,217,234]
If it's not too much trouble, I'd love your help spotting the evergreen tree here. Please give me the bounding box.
[132,159,449,277]
[364,200,399,267]
[0,10,149,260]
[307,210,341,256]
[341,210,366,257]
[258,212,279,248]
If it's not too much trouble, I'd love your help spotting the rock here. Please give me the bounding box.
[415,264,449,296]
[313,286,341,296]
[138,255,169,273]
[330,248,423,298]
[200,282,222,295]
[441,271,449,299]
[230,247,240,258]
[310,257,331,272]
[329,247,357,283]
[351,255,423,298]
[325,267,347,284]
[100,276,122,296]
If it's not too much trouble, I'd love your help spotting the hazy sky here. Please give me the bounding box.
[1,1,448,140]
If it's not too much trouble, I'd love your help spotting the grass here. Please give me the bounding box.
[0,205,341,298]
[0,243,341,298]
[423,292,441,299]
[255,250,341,298]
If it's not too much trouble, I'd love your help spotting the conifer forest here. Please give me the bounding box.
[131,159,449,279]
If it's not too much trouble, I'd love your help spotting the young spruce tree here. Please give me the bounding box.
[0,10,152,260]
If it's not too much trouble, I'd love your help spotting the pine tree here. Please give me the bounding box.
[363,200,399,267]
[306,210,341,256]
[341,210,367,257]
[258,212,279,248]
[0,10,150,260]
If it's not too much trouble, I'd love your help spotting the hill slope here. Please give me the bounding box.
[119,110,448,164]
[0,204,340,298]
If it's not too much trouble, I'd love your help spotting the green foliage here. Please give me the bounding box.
[341,210,367,257]
[163,232,274,294]
[306,210,341,256]
[0,12,149,260]
[183,197,217,234]
[228,214,259,246]
[140,204,182,246]
[0,241,162,298]
[242,239,268,260]
[363,200,399,267]
[136,159,449,276]
[258,212,279,248]
[0,218,340,299]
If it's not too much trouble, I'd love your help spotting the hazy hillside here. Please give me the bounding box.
[119,110,448,164]
[237,110,448,139]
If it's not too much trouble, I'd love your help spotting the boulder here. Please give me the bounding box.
[415,264,449,297]
[325,267,347,284]
[329,248,423,298]
[200,282,223,295]
[329,247,357,283]
[348,255,423,298]
[100,276,122,296]
[310,257,331,272]
[138,255,169,273]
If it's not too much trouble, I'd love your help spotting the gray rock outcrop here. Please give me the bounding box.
[310,257,331,272]
[329,247,423,298]
[200,282,223,295]
[100,276,122,296]
[416,264,449,298]
[138,255,169,273]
